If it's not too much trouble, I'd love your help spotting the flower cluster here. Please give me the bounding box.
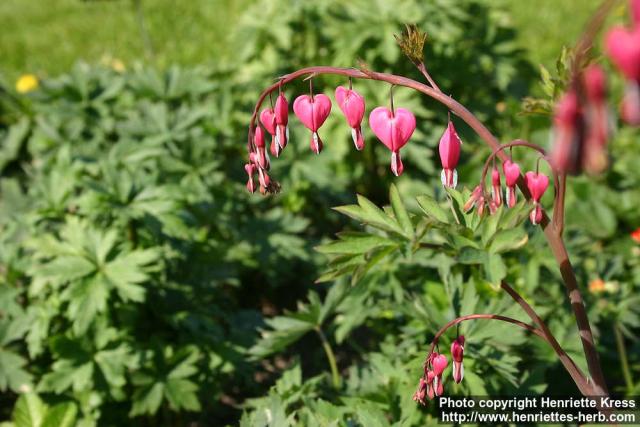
[551,65,609,175]
[247,83,475,193]
[413,336,465,406]
[463,154,550,225]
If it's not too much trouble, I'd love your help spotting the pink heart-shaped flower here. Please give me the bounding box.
[432,353,448,376]
[438,121,462,170]
[293,94,332,132]
[260,108,276,135]
[335,86,365,128]
[502,159,521,187]
[605,26,640,81]
[275,93,289,125]
[525,171,549,202]
[369,107,416,152]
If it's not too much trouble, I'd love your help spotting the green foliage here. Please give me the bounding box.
[1,0,639,425]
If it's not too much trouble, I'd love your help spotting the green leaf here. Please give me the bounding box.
[484,253,507,286]
[416,195,448,223]
[389,184,413,237]
[249,316,315,359]
[131,382,164,416]
[13,393,46,427]
[164,378,201,412]
[41,403,77,427]
[65,277,109,335]
[315,234,395,255]
[0,350,33,393]
[103,249,158,302]
[333,195,405,236]
[38,256,96,285]
[489,228,528,253]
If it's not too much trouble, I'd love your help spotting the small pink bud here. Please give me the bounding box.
[583,65,607,102]
[491,166,502,207]
[451,336,465,384]
[244,163,256,194]
[502,160,521,208]
[253,127,269,170]
[463,185,483,213]
[335,86,366,150]
[254,126,265,148]
[439,121,462,188]
[413,377,428,405]
[260,108,277,135]
[275,93,289,149]
[369,106,416,176]
[293,94,332,154]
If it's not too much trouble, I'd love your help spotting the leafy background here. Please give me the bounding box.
[1,0,639,426]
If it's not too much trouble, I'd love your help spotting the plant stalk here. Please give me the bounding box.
[614,322,634,392]
[315,326,341,389]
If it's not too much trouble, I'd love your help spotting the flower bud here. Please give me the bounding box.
[335,86,366,150]
[275,93,289,149]
[502,160,521,208]
[491,166,502,207]
[439,121,462,188]
[451,336,465,384]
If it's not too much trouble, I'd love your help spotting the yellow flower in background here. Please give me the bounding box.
[15,74,39,93]
[111,59,126,73]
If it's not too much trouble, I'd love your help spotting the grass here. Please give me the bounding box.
[0,0,609,82]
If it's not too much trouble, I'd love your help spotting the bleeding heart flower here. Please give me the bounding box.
[412,377,427,406]
[335,86,366,150]
[491,166,502,208]
[551,91,582,174]
[502,159,521,208]
[426,370,436,400]
[293,94,332,154]
[275,93,290,150]
[260,108,281,157]
[439,120,462,188]
[451,336,465,384]
[432,353,448,376]
[253,126,269,170]
[369,106,416,176]
[244,163,256,193]
[525,171,549,225]
[463,185,485,215]
[606,27,640,81]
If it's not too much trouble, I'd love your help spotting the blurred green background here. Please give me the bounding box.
[1,1,639,426]
[1,0,600,79]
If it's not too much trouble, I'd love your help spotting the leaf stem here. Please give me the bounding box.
[315,326,341,389]
[614,322,634,393]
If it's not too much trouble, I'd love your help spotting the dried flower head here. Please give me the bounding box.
[394,24,428,65]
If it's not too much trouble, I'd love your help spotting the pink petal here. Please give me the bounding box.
[605,26,640,81]
[438,121,462,170]
[335,86,365,128]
